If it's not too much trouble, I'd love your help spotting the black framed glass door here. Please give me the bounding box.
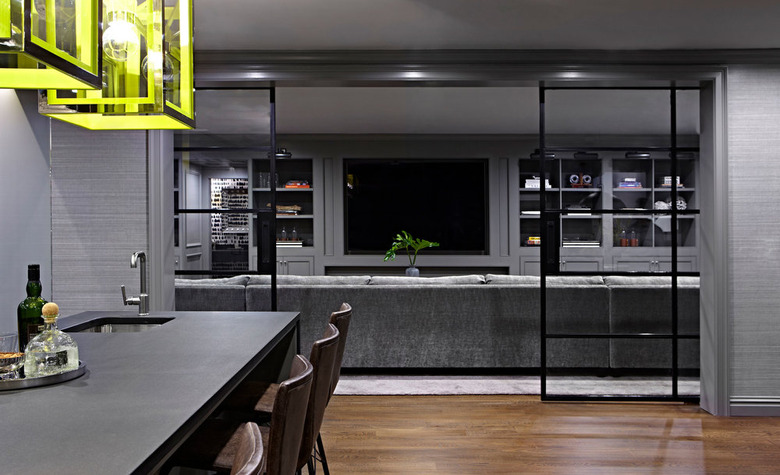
[173,87,280,309]
[538,83,701,401]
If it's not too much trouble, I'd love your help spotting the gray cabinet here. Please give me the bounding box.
[277,255,314,275]
[249,157,321,273]
[559,257,602,273]
[520,256,603,275]
[612,256,697,273]
[520,256,541,275]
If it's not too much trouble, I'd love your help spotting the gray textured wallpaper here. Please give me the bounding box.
[728,65,780,398]
[50,121,148,315]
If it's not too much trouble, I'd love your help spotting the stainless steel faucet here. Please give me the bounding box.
[121,251,149,316]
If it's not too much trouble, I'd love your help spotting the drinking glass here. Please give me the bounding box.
[0,332,24,380]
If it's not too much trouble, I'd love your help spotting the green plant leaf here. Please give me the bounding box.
[383,230,440,266]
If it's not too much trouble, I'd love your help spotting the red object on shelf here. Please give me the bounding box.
[284,180,310,189]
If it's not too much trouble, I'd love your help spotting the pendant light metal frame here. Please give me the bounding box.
[39,0,194,130]
[1,0,101,89]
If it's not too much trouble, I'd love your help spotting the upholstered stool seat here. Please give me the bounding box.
[167,354,314,475]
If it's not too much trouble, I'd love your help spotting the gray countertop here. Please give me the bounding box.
[0,310,299,475]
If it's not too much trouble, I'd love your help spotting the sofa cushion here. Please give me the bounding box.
[271,285,540,368]
[175,285,246,311]
[175,275,250,286]
[608,280,700,369]
[546,275,605,287]
[485,274,540,285]
[246,275,371,286]
[604,276,699,288]
[246,275,271,286]
[368,274,485,285]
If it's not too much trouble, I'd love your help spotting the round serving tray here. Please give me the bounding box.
[0,361,86,391]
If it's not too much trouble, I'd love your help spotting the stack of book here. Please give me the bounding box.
[284,180,310,189]
[273,204,302,216]
[618,178,643,188]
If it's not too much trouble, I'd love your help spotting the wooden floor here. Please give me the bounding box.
[319,395,780,474]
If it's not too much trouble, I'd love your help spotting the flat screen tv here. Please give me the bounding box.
[344,159,489,254]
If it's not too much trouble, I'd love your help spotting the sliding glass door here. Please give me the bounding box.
[174,87,280,308]
[538,83,701,401]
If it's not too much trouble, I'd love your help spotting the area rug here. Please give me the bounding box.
[334,375,700,397]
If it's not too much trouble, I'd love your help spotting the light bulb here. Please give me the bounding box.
[102,17,140,62]
[141,51,178,85]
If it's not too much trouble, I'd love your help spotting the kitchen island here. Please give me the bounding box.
[0,310,299,474]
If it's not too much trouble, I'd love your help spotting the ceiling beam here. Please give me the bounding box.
[194,49,775,88]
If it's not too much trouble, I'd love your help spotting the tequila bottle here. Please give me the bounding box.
[24,302,79,378]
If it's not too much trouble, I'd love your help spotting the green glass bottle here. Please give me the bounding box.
[17,264,47,351]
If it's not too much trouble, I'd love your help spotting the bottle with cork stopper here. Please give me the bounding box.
[23,302,79,378]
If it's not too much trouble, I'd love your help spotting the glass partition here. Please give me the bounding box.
[538,85,700,401]
[174,88,276,281]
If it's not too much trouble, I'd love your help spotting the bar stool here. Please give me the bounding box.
[224,303,352,474]
[231,421,265,475]
[224,324,340,474]
[314,303,352,474]
[166,354,314,475]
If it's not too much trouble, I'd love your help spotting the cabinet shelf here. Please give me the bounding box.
[655,187,695,192]
[561,188,601,192]
[253,188,314,192]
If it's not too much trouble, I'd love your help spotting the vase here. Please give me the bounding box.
[405,267,420,277]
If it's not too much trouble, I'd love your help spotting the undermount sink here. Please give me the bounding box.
[67,317,174,333]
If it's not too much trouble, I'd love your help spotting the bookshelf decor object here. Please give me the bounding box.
[38,0,194,130]
[0,0,101,89]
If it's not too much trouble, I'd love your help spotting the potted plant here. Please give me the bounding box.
[383,230,440,276]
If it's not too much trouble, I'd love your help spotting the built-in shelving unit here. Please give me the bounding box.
[251,158,315,248]
[247,156,320,275]
[518,149,699,274]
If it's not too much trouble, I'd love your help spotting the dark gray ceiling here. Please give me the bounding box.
[194,0,780,51]
[186,1,735,140]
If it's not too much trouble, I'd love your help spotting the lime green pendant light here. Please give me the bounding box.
[1,0,101,89]
[39,0,194,130]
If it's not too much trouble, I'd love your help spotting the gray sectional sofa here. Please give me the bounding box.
[175,274,700,372]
